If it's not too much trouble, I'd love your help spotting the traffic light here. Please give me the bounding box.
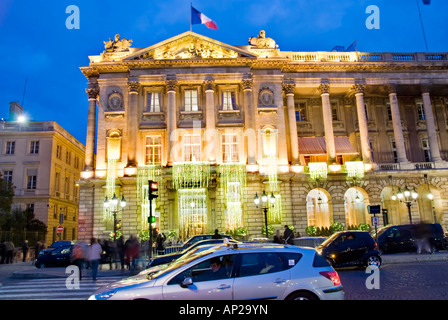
[148,180,159,200]
[148,216,156,224]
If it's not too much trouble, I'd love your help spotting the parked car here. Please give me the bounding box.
[293,237,327,248]
[35,245,73,268]
[317,231,381,268]
[39,240,74,255]
[375,223,447,254]
[147,239,240,268]
[180,234,232,250]
[89,244,344,300]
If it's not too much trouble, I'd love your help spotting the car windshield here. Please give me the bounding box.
[149,247,219,280]
[371,227,388,238]
[318,233,340,247]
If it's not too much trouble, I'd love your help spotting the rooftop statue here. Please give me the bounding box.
[248,30,277,49]
[104,34,133,52]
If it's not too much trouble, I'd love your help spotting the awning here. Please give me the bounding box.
[298,137,358,156]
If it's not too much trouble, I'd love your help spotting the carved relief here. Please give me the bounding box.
[128,81,141,94]
[107,91,123,111]
[102,34,133,60]
[258,87,275,106]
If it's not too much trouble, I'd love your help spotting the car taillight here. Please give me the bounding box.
[319,271,341,286]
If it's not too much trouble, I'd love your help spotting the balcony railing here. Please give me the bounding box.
[288,52,448,63]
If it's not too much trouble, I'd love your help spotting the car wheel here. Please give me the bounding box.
[286,291,318,301]
[38,263,46,268]
[366,255,381,269]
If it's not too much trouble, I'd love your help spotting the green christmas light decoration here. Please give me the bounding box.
[104,158,117,223]
[309,162,328,180]
[219,164,246,232]
[173,162,211,239]
[345,161,365,179]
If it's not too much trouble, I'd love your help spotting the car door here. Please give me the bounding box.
[162,254,236,300]
[232,252,291,300]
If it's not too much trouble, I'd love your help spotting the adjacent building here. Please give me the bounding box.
[78,31,448,241]
[0,102,86,243]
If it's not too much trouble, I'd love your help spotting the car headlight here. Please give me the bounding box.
[90,290,117,300]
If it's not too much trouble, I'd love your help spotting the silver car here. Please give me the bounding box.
[89,244,344,300]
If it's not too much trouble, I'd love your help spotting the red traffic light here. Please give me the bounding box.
[148,180,159,200]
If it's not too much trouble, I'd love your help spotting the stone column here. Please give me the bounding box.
[84,82,99,172]
[126,81,140,170]
[204,80,217,163]
[353,83,372,165]
[166,79,178,166]
[243,78,257,165]
[421,86,442,162]
[319,83,336,164]
[388,85,409,164]
[283,82,300,165]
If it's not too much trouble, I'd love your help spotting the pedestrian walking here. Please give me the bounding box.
[273,229,282,244]
[156,233,166,255]
[22,240,29,262]
[34,242,42,264]
[283,225,294,245]
[87,238,102,281]
[5,240,14,264]
[0,241,5,264]
[116,236,125,270]
[71,241,86,280]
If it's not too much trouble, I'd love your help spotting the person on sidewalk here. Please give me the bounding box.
[22,240,29,262]
[71,241,87,280]
[5,240,14,264]
[212,229,222,239]
[87,238,103,281]
[283,225,294,245]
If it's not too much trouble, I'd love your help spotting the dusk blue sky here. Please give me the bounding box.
[0,0,447,145]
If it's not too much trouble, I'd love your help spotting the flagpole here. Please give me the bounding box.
[190,3,192,31]
[416,0,429,52]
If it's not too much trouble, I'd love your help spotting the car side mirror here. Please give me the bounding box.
[181,277,193,288]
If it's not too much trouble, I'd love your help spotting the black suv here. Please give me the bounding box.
[375,223,447,254]
[317,231,381,268]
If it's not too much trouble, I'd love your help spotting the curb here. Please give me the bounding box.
[381,252,448,264]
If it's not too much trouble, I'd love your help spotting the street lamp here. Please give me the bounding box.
[104,193,126,241]
[254,190,276,239]
[395,186,418,224]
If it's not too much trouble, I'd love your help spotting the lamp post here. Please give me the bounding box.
[104,193,126,241]
[254,190,276,239]
[395,186,418,224]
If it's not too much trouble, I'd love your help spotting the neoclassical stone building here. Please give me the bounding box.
[77,31,448,241]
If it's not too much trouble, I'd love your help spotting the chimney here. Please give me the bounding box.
[9,101,24,121]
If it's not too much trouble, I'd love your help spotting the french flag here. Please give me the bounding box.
[191,6,218,30]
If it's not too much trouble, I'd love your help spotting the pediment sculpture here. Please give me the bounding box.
[248,30,277,49]
[153,40,238,60]
[104,34,133,52]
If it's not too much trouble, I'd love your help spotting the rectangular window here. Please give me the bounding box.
[422,139,431,162]
[222,133,239,163]
[29,141,39,154]
[26,203,34,214]
[2,170,13,183]
[6,141,15,155]
[331,102,339,121]
[185,90,199,111]
[55,171,60,195]
[145,136,162,165]
[66,151,71,165]
[296,102,307,121]
[386,102,392,121]
[391,140,398,163]
[56,145,62,159]
[27,175,37,190]
[416,101,425,121]
[147,92,161,112]
[222,91,236,110]
[183,134,201,162]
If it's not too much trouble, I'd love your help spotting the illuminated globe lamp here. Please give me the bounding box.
[104,193,126,241]
[254,190,276,239]
[328,162,342,173]
[395,186,418,224]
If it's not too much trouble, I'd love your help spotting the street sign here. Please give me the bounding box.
[56,225,64,233]
[371,216,380,227]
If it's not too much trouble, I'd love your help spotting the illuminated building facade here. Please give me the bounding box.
[78,31,448,241]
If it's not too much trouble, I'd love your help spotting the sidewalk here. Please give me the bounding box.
[1,261,139,280]
[380,251,448,264]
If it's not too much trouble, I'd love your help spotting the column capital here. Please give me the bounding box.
[318,83,330,94]
[127,81,141,94]
[420,83,431,94]
[165,79,178,93]
[203,79,215,92]
[282,82,295,95]
[352,83,365,94]
[242,78,253,91]
[86,86,99,100]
